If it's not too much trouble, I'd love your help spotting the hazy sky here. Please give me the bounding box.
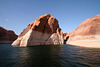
[0,0,100,35]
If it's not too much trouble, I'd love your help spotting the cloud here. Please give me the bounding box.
[5,19,8,22]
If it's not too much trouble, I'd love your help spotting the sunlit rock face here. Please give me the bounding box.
[0,27,18,43]
[12,14,64,47]
[67,14,100,45]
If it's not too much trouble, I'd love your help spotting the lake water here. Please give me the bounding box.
[0,44,100,67]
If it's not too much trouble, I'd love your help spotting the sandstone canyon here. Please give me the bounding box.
[66,14,100,48]
[0,26,18,43]
[12,14,100,48]
[12,14,64,47]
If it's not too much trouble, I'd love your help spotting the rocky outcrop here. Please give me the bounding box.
[12,14,64,47]
[67,14,100,47]
[63,32,67,40]
[0,27,18,43]
[63,32,68,44]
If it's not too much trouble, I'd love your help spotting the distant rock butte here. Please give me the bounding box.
[67,14,100,47]
[0,27,18,43]
[12,14,64,46]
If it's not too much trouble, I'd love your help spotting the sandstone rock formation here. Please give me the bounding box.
[67,14,100,48]
[63,32,68,44]
[12,14,64,47]
[0,27,18,43]
[63,32,67,40]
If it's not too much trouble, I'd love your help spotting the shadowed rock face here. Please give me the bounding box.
[63,32,67,40]
[67,14,100,45]
[63,32,68,44]
[0,27,18,43]
[12,14,64,47]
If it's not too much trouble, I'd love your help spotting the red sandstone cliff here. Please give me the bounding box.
[67,14,100,47]
[0,27,18,43]
[12,14,64,46]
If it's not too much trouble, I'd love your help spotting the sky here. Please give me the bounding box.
[0,0,100,35]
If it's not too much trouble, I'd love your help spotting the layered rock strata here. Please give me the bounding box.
[0,27,18,43]
[67,14,100,47]
[12,14,64,47]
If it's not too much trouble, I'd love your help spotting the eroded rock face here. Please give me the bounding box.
[63,32,68,44]
[63,32,67,40]
[0,27,18,43]
[12,14,64,46]
[67,14,100,45]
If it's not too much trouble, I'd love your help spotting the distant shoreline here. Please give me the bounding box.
[0,41,13,44]
[68,40,100,48]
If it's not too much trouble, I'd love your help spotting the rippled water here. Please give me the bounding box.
[0,44,100,67]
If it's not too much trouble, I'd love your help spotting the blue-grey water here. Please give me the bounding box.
[0,44,100,67]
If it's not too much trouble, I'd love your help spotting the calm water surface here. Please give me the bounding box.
[0,44,100,67]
